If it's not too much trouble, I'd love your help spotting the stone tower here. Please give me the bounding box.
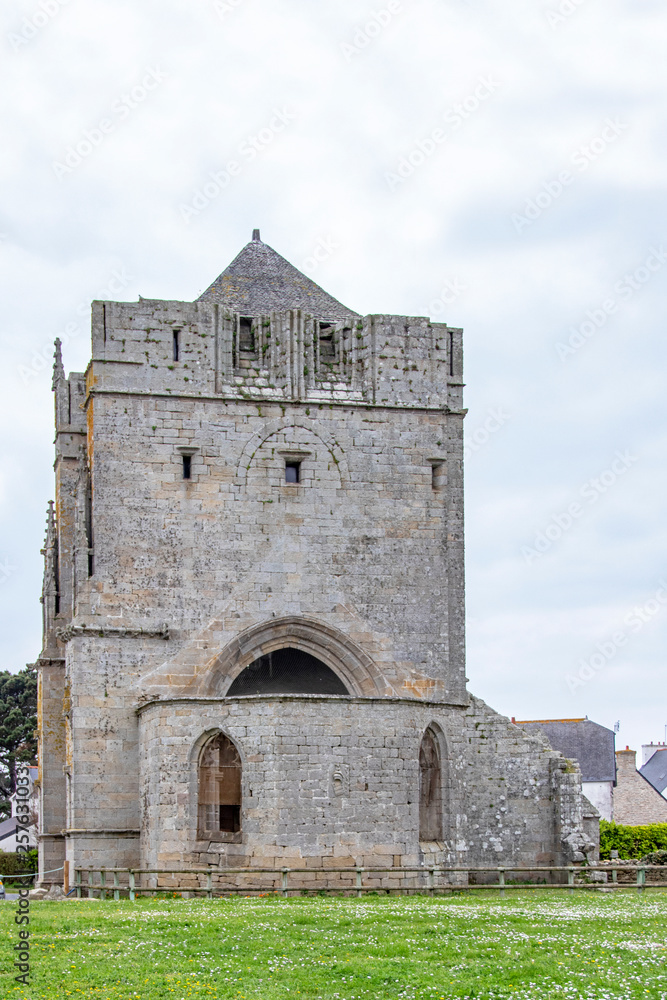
[36,233,594,884]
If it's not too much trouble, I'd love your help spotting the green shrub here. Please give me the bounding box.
[599,820,667,859]
[0,849,38,877]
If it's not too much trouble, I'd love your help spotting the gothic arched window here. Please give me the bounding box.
[197,733,242,839]
[419,728,443,842]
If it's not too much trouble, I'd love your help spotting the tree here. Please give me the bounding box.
[0,666,38,819]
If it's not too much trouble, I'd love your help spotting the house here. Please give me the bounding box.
[639,744,667,798]
[515,718,616,821]
[0,766,39,853]
[0,817,23,854]
[614,748,667,825]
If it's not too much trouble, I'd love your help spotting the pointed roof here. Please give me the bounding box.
[198,231,358,321]
[640,748,667,794]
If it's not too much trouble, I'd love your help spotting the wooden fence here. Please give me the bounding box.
[71,863,667,900]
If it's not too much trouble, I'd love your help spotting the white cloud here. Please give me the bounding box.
[1,0,665,751]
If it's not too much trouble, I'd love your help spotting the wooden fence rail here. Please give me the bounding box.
[72,864,667,900]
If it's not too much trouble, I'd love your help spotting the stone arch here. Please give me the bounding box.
[236,416,349,487]
[419,722,450,843]
[202,616,387,698]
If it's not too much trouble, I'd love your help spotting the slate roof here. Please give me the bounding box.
[516,718,616,783]
[640,748,667,794]
[198,232,359,321]
[0,817,18,842]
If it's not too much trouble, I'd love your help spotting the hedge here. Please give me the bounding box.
[0,849,38,876]
[599,820,667,860]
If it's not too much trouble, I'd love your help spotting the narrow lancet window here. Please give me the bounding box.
[182,455,192,480]
[173,330,180,362]
[198,734,242,838]
[53,538,61,615]
[85,478,94,578]
[419,728,443,841]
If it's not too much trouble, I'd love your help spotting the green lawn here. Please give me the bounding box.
[1,891,665,999]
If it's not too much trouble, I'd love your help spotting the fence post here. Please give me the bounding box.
[87,870,94,900]
[75,868,82,899]
[428,867,435,896]
[567,867,575,895]
[113,872,120,902]
[99,869,106,901]
[129,870,135,902]
[281,868,289,896]
[356,867,363,898]
[637,866,646,891]
[498,867,505,896]
[207,869,213,900]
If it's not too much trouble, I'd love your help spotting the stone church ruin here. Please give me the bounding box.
[36,232,594,885]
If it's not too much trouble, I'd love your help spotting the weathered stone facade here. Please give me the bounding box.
[36,234,595,883]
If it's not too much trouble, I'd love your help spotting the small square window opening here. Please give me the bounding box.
[285,461,301,484]
[182,455,192,480]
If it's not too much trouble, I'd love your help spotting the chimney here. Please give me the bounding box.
[616,747,637,772]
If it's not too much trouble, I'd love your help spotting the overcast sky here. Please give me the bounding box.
[2,0,666,758]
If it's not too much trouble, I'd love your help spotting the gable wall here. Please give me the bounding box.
[614,750,667,825]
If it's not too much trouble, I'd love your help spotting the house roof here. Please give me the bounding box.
[0,817,18,842]
[516,718,616,783]
[198,231,359,321]
[640,748,667,794]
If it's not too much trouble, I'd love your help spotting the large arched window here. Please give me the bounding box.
[227,647,349,696]
[197,733,242,839]
[419,728,443,842]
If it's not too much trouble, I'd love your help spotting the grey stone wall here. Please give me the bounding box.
[36,658,67,885]
[138,694,590,871]
[87,300,461,410]
[81,393,464,701]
